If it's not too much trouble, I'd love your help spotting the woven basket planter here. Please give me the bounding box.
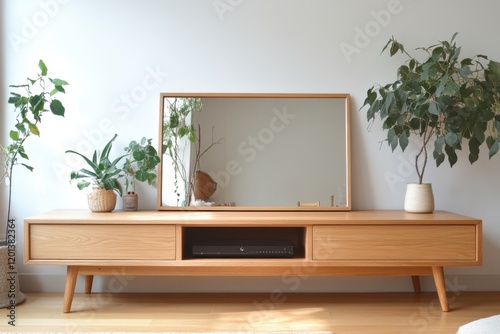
[87,187,117,212]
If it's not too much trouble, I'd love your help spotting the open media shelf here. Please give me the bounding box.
[182,227,306,259]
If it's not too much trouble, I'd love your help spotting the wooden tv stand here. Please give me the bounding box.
[24,209,481,313]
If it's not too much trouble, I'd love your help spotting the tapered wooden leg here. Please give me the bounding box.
[432,266,449,312]
[85,275,94,294]
[63,266,79,313]
[411,275,421,293]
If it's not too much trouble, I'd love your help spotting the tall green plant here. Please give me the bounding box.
[362,33,500,183]
[1,60,68,242]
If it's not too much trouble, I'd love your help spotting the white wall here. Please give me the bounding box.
[2,0,500,294]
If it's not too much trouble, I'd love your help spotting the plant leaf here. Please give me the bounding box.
[488,137,500,159]
[29,123,40,136]
[399,132,409,151]
[38,59,48,76]
[9,130,19,141]
[468,137,480,164]
[21,163,34,172]
[50,99,65,116]
[387,128,398,151]
[445,145,458,167]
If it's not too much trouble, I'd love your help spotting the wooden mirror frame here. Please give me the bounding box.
[157,93,351,211]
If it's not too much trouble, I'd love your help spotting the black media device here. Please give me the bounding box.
[191,240,294,258]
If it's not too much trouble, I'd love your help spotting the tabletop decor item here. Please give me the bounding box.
[121,137,160,211]
[66,134,125,212]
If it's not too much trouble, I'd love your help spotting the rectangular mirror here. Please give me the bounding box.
[157,93,351,211]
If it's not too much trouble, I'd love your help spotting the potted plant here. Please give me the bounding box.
[361,33,500,212]
[121,137,161,211]
[1,60,68,307]
[66,134,125,212]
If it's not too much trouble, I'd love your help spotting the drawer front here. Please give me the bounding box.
[29,224,175,260]
[313,225,477,262]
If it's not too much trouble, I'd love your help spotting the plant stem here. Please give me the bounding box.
[415,121,436,184]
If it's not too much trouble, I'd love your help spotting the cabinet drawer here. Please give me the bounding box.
[29,225,175,260]
[313,225,477,262]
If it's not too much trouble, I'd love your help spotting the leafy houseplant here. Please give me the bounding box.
[121,137,160,210]
[66,134,126,212]
[361,34,500,212]
[0,59,68,307]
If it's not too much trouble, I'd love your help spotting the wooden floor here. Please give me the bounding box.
[1,292,499,333]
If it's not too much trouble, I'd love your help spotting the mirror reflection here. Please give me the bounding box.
[157,93,351,211]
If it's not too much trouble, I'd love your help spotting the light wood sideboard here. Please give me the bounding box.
[24,209,482,313]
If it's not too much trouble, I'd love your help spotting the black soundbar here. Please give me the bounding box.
[191,240,294,258]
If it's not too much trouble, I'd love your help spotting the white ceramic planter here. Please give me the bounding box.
[404,183,434,213]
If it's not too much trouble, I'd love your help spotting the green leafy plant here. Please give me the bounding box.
[66,134,126,196]
[122,137,161,194]
[361,33,500,184]
[1,59,68,242]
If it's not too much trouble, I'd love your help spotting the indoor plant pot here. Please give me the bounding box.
[87,187,117,212]
[66,134,125,210]
[121,137,160,211]
[122,192,138,211]
[404,183,434,213]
